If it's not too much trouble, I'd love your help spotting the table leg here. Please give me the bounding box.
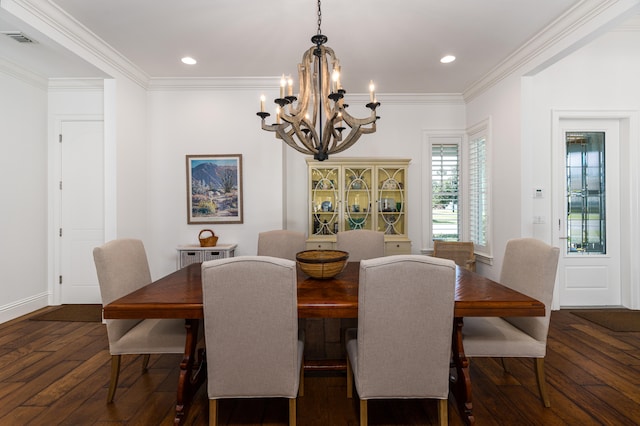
[174,318,206,425]
[451,317,475,425]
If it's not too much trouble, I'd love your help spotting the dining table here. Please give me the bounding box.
[103,260,545,425]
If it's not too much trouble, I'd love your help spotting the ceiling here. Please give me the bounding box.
[0,0,617,93]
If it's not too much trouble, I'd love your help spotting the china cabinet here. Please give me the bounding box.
[306,158,411,254]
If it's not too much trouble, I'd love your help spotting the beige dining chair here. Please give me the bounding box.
[93,238,187,402]
[346,255,456,426]
[433,240,476,272]
[462,238,560,407]
[257,229,307,260]
[202,256,305,426]
[336,229,385,261]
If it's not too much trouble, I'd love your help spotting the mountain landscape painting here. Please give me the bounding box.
[187,154,243,224]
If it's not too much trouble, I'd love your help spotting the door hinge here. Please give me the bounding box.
[59,134,62,143]
[59,228,62,237]
[59,181,62,190]
[59,275,63,284]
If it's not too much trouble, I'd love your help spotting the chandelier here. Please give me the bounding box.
[256,0,380,161]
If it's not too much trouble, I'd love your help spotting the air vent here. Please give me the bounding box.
[1,31,37,43]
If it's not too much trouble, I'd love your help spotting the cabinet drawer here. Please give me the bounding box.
[385,241,411,255]
[306,241,335,250]
[203,250,227,261]
[180,250,203,266]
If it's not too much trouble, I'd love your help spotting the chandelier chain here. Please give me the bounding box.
[317,0,322,35]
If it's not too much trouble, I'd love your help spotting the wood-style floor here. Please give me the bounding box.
[0,309,639,425]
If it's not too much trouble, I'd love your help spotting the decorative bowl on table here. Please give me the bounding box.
[296,250,349,279]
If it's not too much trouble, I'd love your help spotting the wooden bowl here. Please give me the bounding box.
[296,250,349,279]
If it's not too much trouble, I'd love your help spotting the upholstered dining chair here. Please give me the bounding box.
[336,230,385,261]
[346,255,456,426]
[257,229,307,260]
[201,256,305,426]
[433,240,476,272]
[93,238,187,402]
[462,238,560,407]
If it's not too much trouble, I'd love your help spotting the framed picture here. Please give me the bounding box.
[186,154,243,224]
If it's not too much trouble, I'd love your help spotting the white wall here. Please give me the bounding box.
[466,75,524,280]
[145,88,286,277]
[0,70,49,321]
[526,27,640,308]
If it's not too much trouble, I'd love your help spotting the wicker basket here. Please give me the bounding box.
[296,250,349,279]
[198,229,219,247]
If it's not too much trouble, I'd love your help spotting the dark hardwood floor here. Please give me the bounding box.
[0,309,639,425]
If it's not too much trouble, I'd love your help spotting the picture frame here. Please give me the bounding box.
[186,154,243,224]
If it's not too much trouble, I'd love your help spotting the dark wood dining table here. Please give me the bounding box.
[103,261,545,425]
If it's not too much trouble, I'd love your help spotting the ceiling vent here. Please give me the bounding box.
[1,31,37,43]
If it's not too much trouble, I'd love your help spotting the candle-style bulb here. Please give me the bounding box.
[280,74,286,98]
[260,94,265,112]
[369,80,375,103]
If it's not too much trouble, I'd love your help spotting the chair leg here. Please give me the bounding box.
[209,399,217,426]
[346,357,353,398]
[141,354,151,372]
[438,399,448,426]
[107,355,121,403]
[534,358,551,407]
[289,398,297,426]
[299,363,304,397]
[359,399,368,426]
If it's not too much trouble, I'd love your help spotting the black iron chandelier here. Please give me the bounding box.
[257,0,380,161]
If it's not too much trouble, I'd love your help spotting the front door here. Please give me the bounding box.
[555,119,621,306]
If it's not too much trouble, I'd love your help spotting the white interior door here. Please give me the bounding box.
[59,120,104,303]
[555,119,621,306]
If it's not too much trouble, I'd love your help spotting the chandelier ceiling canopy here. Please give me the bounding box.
[257,0,380,161]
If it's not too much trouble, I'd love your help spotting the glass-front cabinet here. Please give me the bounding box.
[307,158,411,254]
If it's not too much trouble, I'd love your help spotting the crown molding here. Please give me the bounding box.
[463,0,640,102]
[2,0,149,88]
[0,56,47,89]
[48,78,105,92]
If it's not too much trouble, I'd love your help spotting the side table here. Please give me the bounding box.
[176,244,237,268]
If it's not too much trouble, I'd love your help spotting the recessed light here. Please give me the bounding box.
[181,57,197,65]
[440,55,456,64]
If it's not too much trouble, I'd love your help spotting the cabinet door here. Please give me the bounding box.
[343,166,374,231]
[310,166,340,236]
[376,166,406,236]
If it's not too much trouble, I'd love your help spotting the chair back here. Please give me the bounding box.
[355,255,455,399]
[202,256,302,398]
[433,240,476,271]
[336,230,384,261]
[257,230,306,260]
[501,238,560,342]
[93,239,150,344]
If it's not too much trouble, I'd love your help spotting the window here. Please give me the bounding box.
[566,131,606,254]
[468,130,489,251]
[432,143,460,241]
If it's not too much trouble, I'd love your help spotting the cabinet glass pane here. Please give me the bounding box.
[344,167,373,230]
[566,132,605,254]
[311,167,340,235]
[377,167,405,235]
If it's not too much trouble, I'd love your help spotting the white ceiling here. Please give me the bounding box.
[0,0,623,93]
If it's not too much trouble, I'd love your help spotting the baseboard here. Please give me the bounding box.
[0,293,49,324]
